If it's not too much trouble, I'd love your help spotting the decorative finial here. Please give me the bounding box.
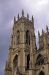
[32,16,34,24]
[38,31,40,37]
[32,16,34,20]
[27,13,29,19]
[14,16,16,24]
[46,25,48,32]
[42,29,44,34]
[18,14,19,20]
[22,9,24,17]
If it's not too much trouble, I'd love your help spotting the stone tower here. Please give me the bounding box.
[5,11,49,75]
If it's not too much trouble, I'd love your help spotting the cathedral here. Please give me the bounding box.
[5,10,49,75]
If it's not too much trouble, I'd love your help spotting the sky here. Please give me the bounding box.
[0,0,49,75]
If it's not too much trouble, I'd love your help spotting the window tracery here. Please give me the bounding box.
[36,54,44,65]
[26,30,30,45]
[17,30,20,44]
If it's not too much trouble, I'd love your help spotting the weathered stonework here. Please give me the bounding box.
[5,10,49,75]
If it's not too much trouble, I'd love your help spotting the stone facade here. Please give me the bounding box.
[5,10,49,75]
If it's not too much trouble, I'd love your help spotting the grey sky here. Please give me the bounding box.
[0,0,49,75]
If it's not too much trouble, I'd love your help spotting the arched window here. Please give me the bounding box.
[39,71,45,75]
[26,30,30,45]
[17,30,20,44]
[26,54,30,70]
[13,55,18,75]
[36,54,44,65]
[13,55,18,68]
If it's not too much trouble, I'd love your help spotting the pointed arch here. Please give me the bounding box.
[17,30,20,44]
[36,54,44,65]
[39,71,45,75]
[26,30,30,45]
[26,54,30,70]
[13,54,18,68]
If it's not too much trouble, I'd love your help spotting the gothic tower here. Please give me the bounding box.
[5,11,49,75]
[34,26,49,75]
[5,10,36,75]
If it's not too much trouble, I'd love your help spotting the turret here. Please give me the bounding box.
[42,29,44,35]
[32,15,34,24]
[46,25,48,33]
[38,30,40,37]
[18,13,19,20]
[27,13,29,19]
[14,16,16,24]
[22,9,24,17]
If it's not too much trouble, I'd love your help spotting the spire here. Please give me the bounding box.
[14,16,16,24]
[22,9,24,17]
[42,29,44,35]
[27,13,29,19]
[46,25,48,32]
[32,16,34,23]
[18,13,19,20]
[38,31,40,37]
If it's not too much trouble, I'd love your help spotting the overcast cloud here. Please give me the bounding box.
[0,0,49,75]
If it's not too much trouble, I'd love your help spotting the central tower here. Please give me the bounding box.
[5,10,36,75]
